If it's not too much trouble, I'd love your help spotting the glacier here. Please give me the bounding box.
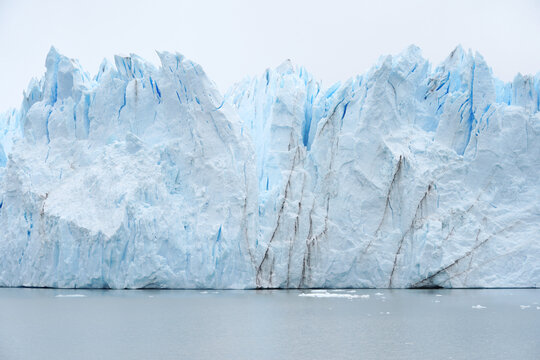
[0,45,539,289]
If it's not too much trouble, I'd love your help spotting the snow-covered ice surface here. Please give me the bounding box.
[0,46,539,289]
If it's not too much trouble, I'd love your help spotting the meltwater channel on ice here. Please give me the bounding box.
[0,45,538,289]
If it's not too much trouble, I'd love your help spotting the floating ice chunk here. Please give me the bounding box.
[520,305,530,309]
[299,291,369,299]
[472,305,486,309]
[55,294,86,298]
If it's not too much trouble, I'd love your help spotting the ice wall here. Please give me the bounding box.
[0,46,539,288]
[0,48,257,288]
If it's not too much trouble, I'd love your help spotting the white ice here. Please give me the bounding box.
[0,45,539,289]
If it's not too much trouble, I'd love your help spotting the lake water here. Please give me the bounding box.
[0,288,538,359]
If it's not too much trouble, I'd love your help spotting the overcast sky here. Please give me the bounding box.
[1,0,539,111]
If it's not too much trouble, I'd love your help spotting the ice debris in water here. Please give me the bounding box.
[299,291,369,299]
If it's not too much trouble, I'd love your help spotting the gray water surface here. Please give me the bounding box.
[0,288,538,360]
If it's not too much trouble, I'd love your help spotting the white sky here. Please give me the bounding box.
[1,0,539,111]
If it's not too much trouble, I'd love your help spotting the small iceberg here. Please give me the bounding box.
[299,291,369,300]
[472,305,486,309]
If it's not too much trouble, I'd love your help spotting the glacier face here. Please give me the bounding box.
[0,49,257,288]
[0,46,539,288]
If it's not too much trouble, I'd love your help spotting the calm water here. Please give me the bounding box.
[0,288,538,360]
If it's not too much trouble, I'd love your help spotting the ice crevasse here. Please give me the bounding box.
[0,45,539,289]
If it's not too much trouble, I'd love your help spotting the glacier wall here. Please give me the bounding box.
[0,46,539,288]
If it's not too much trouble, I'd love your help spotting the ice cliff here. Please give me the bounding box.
[0,46,539,288]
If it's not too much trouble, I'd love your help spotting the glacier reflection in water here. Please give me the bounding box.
[0,288,538,360]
